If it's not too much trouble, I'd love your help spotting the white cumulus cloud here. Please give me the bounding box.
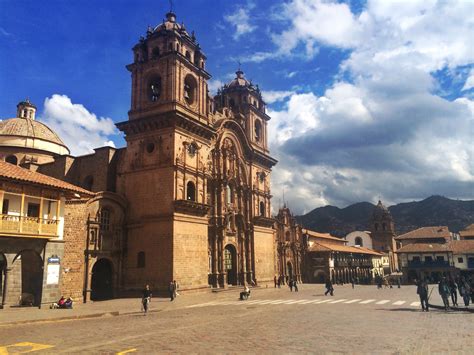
[40,94,118,156]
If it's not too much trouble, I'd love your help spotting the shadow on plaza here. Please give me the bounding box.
[378,306,474,314]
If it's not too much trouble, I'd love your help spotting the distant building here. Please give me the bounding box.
[395,226,472,282]
[302,229,383,284]
[274,206,304,283]
[345,231,373,249]
[459,224,474,240]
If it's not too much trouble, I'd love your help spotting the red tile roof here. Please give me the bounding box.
[302,229,346,243]
[459,224,474,238]
[0,161,94,197]
[309,242,384,256]
[396,240,474,254]
[395,226,452,241]
[396,243,450,253]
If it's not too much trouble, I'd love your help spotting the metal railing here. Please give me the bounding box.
[407,260,450,268]
[0,214,59,236]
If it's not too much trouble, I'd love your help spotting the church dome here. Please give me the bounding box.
[0,100,70,159]
[151,12,191,39]
[228,70,252,89]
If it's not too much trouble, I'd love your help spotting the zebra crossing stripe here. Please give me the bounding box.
[269,300,289,304]
[410,302,420,307]
[328,299,347,304]
[376,300,391,305]
[393,300,406,305]
[259,299,281,304]
[245,300,271,305]
[359,299,376,304]
[284,299,309,304]
[300,299,320,304]
[186,301,217,308]
[314,299,332,304]
[344,299,361,304]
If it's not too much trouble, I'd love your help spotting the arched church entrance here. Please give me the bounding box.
[224,245,237,285]
[91,258,113,301]
[15,250,43,306]
[287,261,293,281]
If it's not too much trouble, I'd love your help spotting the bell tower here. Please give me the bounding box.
[117,11,215,293]
[127,11,211,123]
[370,200,398,272]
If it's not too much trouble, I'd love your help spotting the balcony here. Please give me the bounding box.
[0,214,59,237]
[407,260,450,268]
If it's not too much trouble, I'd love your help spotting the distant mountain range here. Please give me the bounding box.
[296,195,474,237]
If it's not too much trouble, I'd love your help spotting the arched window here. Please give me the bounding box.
[148,75,162,102]
[285,231,291,242]
[259,201,265,217]
[83,175,94,191]
[187,181,196,201]
[5,155,18,165]
[355,237,363,247]
[255,120,262,142]
[99,209,111,231]
[137,252,145,268]
[152,47,160,59]
[168,42,173,51]
[184,75,197,105]
[374,223,379,231]
[382,223,387,231]
[185,50,191,61]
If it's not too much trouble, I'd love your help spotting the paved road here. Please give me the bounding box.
[1,285,472,354]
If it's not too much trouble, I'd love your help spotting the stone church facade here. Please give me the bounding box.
[1,11,277,300]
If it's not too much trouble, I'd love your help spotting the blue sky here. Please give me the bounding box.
[1,0,473,213]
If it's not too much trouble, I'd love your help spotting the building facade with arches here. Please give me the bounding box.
[0,10,278,299]
[0,161,93,308]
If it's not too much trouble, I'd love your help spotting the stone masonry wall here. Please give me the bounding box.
[60,199,88,300]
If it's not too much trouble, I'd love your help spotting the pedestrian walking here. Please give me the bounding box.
[416,279,429,312]
[289,279,293,292]
[351,278,355,289]
[294,280,299,292]
[438,277,450,310]
[448,277,458,307]
[277,276,281,288]
[459,278,471,307]
[141,284,152,315]
[169,281,175,301]
[397,278,401,288]
[274,275,277,288]
[324,279,334,296]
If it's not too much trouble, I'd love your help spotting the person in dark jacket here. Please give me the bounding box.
[325,279,334,296]
[416,279,429,312]
[293,280,299,292]
[169,281,175,301]
[438,278,450,310]
[448,277,458,307]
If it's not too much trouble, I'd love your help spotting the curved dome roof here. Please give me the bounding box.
[151,12,191,39]
[0,115,70,157]
[0,117,67,147]
[227,70,252,89]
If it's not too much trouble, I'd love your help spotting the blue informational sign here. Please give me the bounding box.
[47,256,61,264]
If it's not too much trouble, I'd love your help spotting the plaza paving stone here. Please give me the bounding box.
[0,284,472,354]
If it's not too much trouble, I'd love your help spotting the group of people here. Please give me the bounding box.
[140,280,180,315]
[437,276,473,310]
[50,296,73,309]
[273,275,299,292]
[416,276,473,312]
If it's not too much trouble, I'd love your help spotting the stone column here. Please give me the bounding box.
[1,267,9,309]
